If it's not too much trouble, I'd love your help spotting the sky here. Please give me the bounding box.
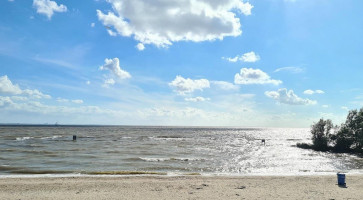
[0,0,362,127]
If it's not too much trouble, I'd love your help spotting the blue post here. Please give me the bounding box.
[337,173,346,186]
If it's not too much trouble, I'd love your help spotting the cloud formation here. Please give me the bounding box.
[99,58,131,79]
[0,96,13,107]
[0,75,51,99]
[234,68,282,85]
[97,0,253,47]
[223,51,260,63]
[274,66,304,74]
[72,99,83,104]
[185,96,210,102]
[265,88,317,105]
[136,43,145,51]
[102,78,116,88]
[33,0,67,19]
[169,75,210,95]
[303,89,325,95]
[23,89,51,99]
[0,75,22,95]
[57,98,84,104]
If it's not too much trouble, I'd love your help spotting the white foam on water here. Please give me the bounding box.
[16,137,34,141]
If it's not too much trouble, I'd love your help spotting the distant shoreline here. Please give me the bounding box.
[0,124,308,129]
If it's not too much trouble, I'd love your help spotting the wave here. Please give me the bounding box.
[0,166,71,174]
[153,135,189,140]
[78,136,96,139]
[10,169,75,174]
[1,166,167,176]
[15,135,63,141]
[86,171,167,175]
[0,165,23,171]
[16,137,34,141]
[40,135,63,140]
[139,157,205,162]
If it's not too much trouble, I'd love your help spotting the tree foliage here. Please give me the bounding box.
[311,119,333,151]
[332,108,363,152]
[298,107,363,154]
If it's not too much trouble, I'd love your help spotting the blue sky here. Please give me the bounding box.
[0,0,362,127]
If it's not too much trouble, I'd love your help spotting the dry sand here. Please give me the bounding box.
[1,175,363,200]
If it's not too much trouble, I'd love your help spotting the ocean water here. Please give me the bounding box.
[1,126,363,177]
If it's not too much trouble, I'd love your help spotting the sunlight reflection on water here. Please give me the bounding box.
[1,126,362,176]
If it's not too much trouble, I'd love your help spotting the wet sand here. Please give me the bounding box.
[1,175,363,200]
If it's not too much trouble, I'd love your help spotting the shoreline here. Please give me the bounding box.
[1,175,363,199]
[2,171,362,179]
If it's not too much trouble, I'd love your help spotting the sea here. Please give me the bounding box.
[1,126,363,177]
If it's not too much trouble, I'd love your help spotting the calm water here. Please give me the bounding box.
[1,126,363,176]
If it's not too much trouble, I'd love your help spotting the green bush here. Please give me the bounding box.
[296,143,313,149]
[330,108,363,152]
[311,119,333,151]
[332,126,354,152]
[299,107,363,154]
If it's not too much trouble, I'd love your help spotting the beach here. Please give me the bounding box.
[1,175,363,200]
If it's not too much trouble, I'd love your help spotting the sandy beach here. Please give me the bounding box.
[1,175,363,200]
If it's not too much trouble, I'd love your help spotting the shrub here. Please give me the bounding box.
[332,126,354,152]
[296,143,313,149]
[311,119,333,151]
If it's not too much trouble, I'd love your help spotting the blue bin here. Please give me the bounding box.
[337,173,346,186]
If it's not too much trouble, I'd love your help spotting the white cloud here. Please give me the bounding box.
[0,99,114,119]
[11,96,28,101]
[303,90,314,95]
[99,58,131,79]
[0,96,13,107]
[72,99,83,104]
[107,29,117,36]
[322,105,329,108]
[0,75,22,95]
[33,0,67,20]
[265,88,317,105]
[91,23,95,28]
[185,96,210,102]
[169,75,210,95]
[274,66,304,74]
[23,89,51,99]
[223,51,260,63]
[97,0,253,47]
[222,56,239,62]
[103,78,116,88]
[303,89,325,95]
[136,43,145,51]
[86,81,91,85]
[57,98,83,104]
[211,81,239,91]
[241,51,260,62]
[57,98,69,103]
[234,68,282,85]
[0,75,51,99]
